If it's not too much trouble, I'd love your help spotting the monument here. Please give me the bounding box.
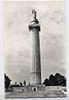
[5,9,66,98]
[29,9,41,85]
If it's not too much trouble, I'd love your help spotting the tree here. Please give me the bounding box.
[43,73,66,86]
[28,82,30,86]
[49,74,56,86]
[4,74,11,90]
[15,82,17,85]
[55,73,66,86]
[43,78,49,86]
[19,82,22,86]
[24,80,26,86]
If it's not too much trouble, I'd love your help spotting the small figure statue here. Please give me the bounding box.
[32,9,37,20]
[32,9,39,24]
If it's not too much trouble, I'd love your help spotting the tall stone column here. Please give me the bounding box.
[28,10,41,85]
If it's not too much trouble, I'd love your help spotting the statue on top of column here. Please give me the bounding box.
[32,9,39,23]
[32,9,37,20]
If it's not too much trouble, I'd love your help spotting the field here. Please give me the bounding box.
[5,86,67,98]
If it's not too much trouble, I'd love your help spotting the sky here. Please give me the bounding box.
[5,0,65,84]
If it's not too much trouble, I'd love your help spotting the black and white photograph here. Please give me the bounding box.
[4,0,67,98]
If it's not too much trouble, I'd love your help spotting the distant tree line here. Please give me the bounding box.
[11,80,26,87]
[4,73,66,91]
[43,73,66,86]
[4,73,27,90]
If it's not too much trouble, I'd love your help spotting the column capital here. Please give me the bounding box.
[29,23,40,31]
[28,9,40,31]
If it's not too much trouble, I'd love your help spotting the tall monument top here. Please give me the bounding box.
[29,9,40,31]
[32,9,37,20]
[31,9,39,24]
